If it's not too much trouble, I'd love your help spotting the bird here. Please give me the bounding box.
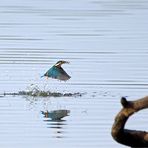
[41,60,71,81]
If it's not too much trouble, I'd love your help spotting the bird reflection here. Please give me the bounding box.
[41,60,71,81]
[44,119,66,138]
[41,110,70,120]
[41,110,70,138]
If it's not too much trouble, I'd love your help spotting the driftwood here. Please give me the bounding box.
[111,96,148,147]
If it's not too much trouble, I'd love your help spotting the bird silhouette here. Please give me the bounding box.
[41,60,71,81]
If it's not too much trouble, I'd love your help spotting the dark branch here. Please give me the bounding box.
[111,96,148,147]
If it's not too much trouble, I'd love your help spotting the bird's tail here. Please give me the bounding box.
[40,75,44,78]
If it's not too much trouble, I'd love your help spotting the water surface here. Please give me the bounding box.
[0,0,148,147]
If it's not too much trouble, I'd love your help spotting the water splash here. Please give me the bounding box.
[1,84,83,97]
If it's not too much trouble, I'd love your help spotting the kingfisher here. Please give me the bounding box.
[41,60,71,81]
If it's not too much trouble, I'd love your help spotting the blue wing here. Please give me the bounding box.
[45,66,71,81]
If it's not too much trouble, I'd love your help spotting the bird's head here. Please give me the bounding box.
[54,60,70,67]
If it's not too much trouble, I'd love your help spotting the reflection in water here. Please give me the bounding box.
[49,121,66,139]
[41,110,70,120]
[42,111,70,139]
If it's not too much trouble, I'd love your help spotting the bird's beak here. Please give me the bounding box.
[55,61,70,67]
[63,61,70,64]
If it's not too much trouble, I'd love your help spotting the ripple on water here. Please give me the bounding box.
[0,0,148,148]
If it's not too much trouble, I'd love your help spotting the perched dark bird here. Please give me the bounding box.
[41,60,71,81]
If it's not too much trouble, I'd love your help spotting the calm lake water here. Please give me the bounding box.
[0,0,148,147]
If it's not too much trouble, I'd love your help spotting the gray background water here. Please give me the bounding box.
[0,0,148,147]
